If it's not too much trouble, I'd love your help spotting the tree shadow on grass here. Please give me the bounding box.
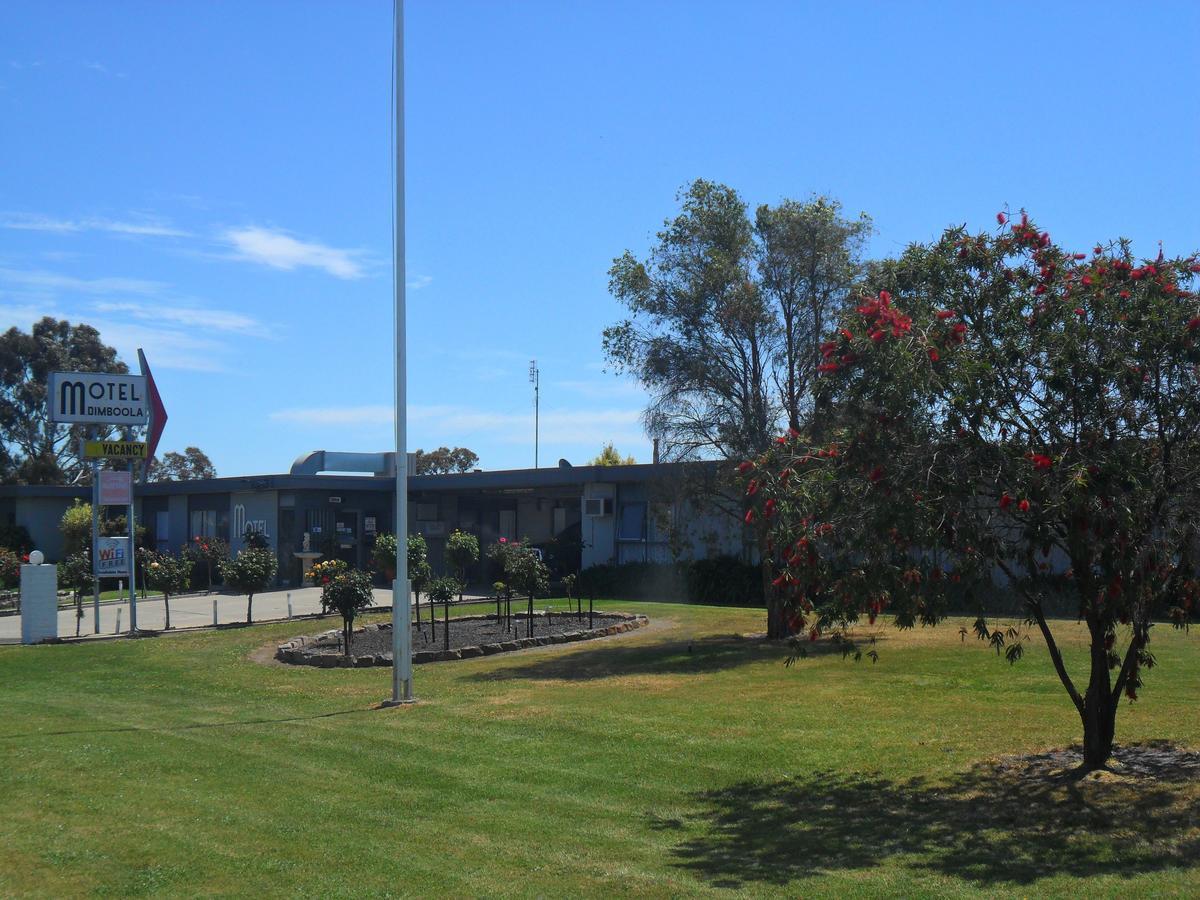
[468,632,853,682]
[652,742,1200,889]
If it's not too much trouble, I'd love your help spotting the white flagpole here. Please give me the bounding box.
[388,0,414,705]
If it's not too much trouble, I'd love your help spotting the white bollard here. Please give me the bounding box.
[287,592,293,619]
[19,554,57,644]
[115,607,122,635]
[213,597,218,627]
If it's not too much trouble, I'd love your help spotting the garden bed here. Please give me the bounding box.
[275,611,648,667]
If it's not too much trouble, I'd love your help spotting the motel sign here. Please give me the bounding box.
[48,372,149,426]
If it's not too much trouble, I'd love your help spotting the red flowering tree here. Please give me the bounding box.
[744,213,1200,770]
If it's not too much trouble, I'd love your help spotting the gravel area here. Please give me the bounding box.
[276,612,648,667]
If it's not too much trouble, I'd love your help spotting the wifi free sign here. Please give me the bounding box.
[48,372,148,426]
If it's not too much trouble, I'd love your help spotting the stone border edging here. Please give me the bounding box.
[275,612,650,668]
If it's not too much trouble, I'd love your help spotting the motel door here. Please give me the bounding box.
[334,512,359,568]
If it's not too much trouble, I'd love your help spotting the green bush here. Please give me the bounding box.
[0,524,33,555]
[320,568,375,656]
[220,547,278,624]
[0,548,20,590]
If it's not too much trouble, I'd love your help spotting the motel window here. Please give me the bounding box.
[498,509,517,542]
[415,503,439,522]
[617,502,647,541]
[155,511,170,553]
[189,509,217,539]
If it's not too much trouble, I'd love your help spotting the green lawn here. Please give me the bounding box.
[1,601,1197,898]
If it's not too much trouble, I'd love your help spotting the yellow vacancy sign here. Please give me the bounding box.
[83,440,148,460]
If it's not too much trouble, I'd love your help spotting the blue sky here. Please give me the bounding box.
[2,1,1198,477]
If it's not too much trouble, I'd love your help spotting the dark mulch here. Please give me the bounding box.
[304,612,631,659]
[990,740,1200,782]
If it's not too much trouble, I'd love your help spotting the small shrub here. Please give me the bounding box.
[321,569,375,656]
[220,547,278,624]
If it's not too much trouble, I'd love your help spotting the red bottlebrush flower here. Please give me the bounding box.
[1034,284,1047,296]
[820,340,838,357]
[927,347,939,362]
[869,330,884,343]
[745,479,759,497]
[737,460,754,473]
[1072,253,1086,260]
[1190,264,1200,273]
[999,493,1013,510]
[935,309,956,320]
[839,328,853,341]
[868,465,885,483]
[1188,317,1200,331]
[1081,275,1093,287]
[996,211,1007,225]
[1074,308,1086,317]
[779,468,792,482]
[1130,268,1145,280]
[816,362,840,373]
[1120,291,1130,299]
[764,498,777,519]
[1039,232,1051,248]
[878,290,892,304]
[744,508,755,525]
[1018,499,1031,513]
[841,352,857,365]
[772,574,786,589]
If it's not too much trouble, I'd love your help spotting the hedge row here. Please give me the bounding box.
[575,555,764,607]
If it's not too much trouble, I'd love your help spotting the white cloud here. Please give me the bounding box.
[91,300,275,338]
[0,213,188,237]
[407,274,433,290]
[0,266,166,295]
[223,226,366,279]
[89,320,229,373]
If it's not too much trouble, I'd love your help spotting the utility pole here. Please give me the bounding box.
[529,359,539,468]
[385,0,414,706]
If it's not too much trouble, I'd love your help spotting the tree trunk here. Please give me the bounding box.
[344,619,352,657]
[164,594,171,630]
[1080,625,1117,770]
[246,593,253,624]
[762,557,785,639]
[444,599,450,651]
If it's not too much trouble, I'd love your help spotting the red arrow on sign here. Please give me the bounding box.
[138,348,168,469]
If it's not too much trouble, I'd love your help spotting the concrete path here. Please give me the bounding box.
[0,587,396,642]
[0,587,495,643]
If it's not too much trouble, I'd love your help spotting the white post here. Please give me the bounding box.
[19,555,57,644]
[115,607,122,635]
[287,592,293,619]
[386,0,414,706]
[213,596,218,627]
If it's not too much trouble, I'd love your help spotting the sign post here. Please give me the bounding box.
[90,427,100,633]
[50,357,161,636]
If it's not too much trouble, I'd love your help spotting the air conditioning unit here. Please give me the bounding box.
[583,497,612,517]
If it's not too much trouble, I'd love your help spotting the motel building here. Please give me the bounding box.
[0,451,743,587]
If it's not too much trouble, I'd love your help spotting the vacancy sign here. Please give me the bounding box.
[83,440,147,460]
[98,470,133,506]
[48,372,149,426]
